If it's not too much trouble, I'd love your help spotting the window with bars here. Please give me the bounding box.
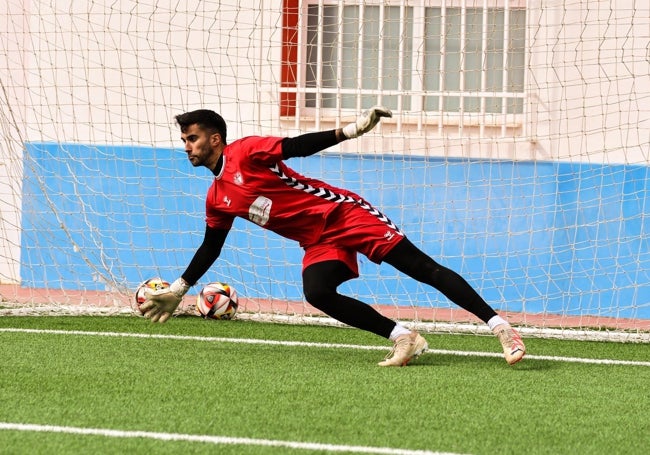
[281,1,527,127]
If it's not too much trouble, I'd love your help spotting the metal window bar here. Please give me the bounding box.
[314,0,325,130]
[294,2,305,130]
[356,1,365,113]
[294,0,525,137]
[502,0,510,136]
[459,2,467,136]
[438,2,447,134]
[480,0,489,138]
[377,3,385,108]
[522,0,530,140]
[336,0,344,123]
[397,2,406,131]
[412,4,426,132]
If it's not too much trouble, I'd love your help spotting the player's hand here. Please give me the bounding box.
[140,278,189,323]
[342,106,392,139]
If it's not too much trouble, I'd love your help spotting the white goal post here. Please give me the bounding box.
[0,0,648,342]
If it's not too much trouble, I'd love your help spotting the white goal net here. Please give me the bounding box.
[1,0,648,341]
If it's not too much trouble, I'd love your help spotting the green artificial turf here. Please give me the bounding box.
[0,316,648,454]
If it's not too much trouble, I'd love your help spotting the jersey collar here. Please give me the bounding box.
[212,153,225,178]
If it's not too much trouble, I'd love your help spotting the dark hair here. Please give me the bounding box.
[175,109,227,144]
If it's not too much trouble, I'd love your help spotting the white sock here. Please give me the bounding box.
[389,323,411,341]
[487,315,509,331]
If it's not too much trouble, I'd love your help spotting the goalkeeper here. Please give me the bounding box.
[141,107,526,367]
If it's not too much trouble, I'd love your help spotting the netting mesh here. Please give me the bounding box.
[0,1,648,340]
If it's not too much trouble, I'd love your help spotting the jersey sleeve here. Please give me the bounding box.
[236,136,285,166]
[281,130,339,159]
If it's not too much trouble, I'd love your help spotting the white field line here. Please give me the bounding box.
[1,327,649,367]
[0,422,463,455]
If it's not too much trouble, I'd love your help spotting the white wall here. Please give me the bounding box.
[0,0,29,284]
[529,0,650,165]
[3,1,648,155]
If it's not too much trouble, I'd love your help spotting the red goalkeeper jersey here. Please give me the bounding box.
[205,135,365,246]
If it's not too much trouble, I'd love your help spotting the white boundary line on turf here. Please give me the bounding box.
[1,327,649,367]
[0,422,463,455]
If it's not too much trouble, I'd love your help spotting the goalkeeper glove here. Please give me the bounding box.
[341,106,392,139]
[140,277,190,323]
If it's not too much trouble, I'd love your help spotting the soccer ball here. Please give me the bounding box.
[196,282,239,320]
[134,277,170,313]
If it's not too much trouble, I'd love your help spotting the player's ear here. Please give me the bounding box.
[210,132,222,147]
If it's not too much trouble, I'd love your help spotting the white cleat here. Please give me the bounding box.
[378,331,428,367]
[493,324,526,365]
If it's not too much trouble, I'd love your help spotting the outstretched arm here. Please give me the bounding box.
[181,225,228,286]
[282,129,341,159]
[282,106,392,159]
[141,225,228,323]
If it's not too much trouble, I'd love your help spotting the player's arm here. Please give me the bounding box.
[282,106,392,159]
[140,225,228,323]
[181,225,228,286]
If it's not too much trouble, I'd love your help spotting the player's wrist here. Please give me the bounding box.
[170,277,190,297]
[341,123,358,139]
[341,106,392,139]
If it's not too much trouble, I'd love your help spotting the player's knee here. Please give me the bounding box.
[303,282,336,310]
[384,239,452,287]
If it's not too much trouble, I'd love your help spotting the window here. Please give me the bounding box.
[281,0,527,130]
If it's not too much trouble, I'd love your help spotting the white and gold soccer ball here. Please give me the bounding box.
[134,277,170,314]
[196,282,239,320]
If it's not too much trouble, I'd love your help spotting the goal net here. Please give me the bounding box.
[1,0,648,341]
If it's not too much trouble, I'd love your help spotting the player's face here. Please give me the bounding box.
[180,124,220,168]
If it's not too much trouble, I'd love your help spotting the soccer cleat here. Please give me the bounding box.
[378,331,428,367]
[493,324,526,365]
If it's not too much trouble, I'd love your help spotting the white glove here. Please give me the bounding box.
[341,106,392,139]
[140,278,190,323]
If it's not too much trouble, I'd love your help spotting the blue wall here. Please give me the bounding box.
[21,142,650,319]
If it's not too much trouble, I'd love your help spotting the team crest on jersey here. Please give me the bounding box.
[233,172,244,185]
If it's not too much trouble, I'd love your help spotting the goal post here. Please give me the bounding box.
[0,0,648,341]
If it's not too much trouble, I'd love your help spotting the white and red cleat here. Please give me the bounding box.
[493,324,526,365]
